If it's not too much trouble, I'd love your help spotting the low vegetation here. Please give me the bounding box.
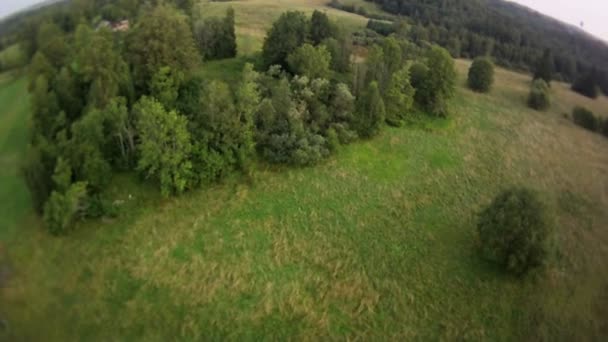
[528,79,551,111]
[572,106,599,132]
[468,57,494,93]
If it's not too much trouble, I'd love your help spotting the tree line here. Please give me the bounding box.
[346,0,608,96]
[20,0,458,235]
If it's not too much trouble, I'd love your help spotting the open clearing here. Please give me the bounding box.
[2,1,608,339]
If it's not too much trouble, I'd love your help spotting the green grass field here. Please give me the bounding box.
[2,1,608,340]
[198,0,369,55]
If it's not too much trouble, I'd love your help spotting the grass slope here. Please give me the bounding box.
[1,58,608,340]
[198,0,369,55]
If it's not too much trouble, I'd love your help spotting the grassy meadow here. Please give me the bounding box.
[198,0,370,55]
[2,1,608,340]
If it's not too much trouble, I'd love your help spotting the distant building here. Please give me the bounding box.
[112,20,130,32]
[96,20,130,32]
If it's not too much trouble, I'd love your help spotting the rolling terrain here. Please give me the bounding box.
[1,0,608,340]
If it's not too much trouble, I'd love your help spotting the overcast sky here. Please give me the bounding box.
[1,0,607,41]
[509,0,608,42]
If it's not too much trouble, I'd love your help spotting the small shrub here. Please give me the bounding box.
[572,106,598,132]
[527,79,550,111]
[477,187,551,275]
[467,57,494,93]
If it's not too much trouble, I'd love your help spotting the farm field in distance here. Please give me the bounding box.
[1,0,608,340]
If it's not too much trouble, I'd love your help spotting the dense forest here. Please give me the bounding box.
[334,0,608,94]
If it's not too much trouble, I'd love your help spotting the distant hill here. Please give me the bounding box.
[364,0,608,83]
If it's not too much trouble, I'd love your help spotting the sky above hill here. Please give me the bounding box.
[0,0,607,42]
[509,0,608,42]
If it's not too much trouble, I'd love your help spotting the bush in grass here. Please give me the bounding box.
[572,106,598,132]
[477,187,551,275]
[527,79,550,111]
[467,57,494,93]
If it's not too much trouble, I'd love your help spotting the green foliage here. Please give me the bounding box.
[412,46,456,117]
[31,75,62,140]
[54,67,84,121]
[190,80,254,184]
[255,78,329,166]
[21,143,55,214]
[527,79,551,111]
[310,10,334,45]
[467,57,494,93]
[75,25,129,109]
[36,21,67,68]
[533,48,553,84]
[572,107,598,132]
[28,52,55,91]
[478,188,551,275]
[322,34,352,73]
[68,109,112,190]
[104,97,136,168]
[385,67,415,126]
[134,96,193,196]
[572,68,599,99]
[356,81,385,138]
[43,158,88,236]
[261,11,309,69]
[128,4,200,92]
[193,8,237,61]
[287,44,331,79]
[149,66,183,110]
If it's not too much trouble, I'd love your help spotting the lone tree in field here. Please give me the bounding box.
[467,57,494,93]
[477,187,551,275]
[533,48,554,84]
[262,11,309,69]
[527,79,551,111]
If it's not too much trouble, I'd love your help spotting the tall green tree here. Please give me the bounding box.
[412,46,456,117]
[287,43,332,79]
[310,10,334,45]
[356,81,385,138]
[75,25,130,109]
[572,67,599,99]
[385,67,415,126]
[261,11,309,69]
[134,96,193,196]
[104,97,136,167]
[68,109,112,190]
[128,4,200,92]
[36,21,67,68]
[533,48,554,84]
[149,66,183,110]
[43,158,88,236]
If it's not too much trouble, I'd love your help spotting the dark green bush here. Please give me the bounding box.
[467,57,494,93]
[527,79,550,111]
[477,187,551,275]
[572,106,598,132]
